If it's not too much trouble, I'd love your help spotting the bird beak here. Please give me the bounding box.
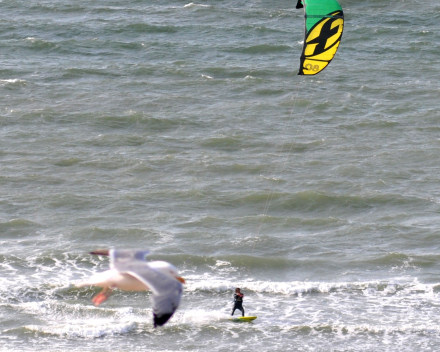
[176,276,186,284]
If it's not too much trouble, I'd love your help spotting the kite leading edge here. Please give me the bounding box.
[297,0,344,75]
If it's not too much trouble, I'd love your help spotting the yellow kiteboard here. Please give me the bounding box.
[230,316,257,322]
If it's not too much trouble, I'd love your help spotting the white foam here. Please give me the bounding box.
[25,320,136,338]
[183,2,210,8]
[178,309,229,324]
[184,278,365,295]
[281,322,440,336]
[183,276,439,298]
[0,79,26,83]
[0,79,27,87]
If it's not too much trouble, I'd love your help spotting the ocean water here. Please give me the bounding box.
[1,0,440,350]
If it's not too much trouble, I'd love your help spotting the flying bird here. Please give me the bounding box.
[76,249,185,327]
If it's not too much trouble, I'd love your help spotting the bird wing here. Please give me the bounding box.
[110,250,182,327]
[109,249,150,269]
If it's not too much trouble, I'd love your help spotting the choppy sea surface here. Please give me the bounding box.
[1,0,440,351]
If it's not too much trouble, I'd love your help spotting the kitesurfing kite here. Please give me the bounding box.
[296,0,344,75]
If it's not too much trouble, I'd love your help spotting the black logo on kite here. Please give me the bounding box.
[305,11,344,57]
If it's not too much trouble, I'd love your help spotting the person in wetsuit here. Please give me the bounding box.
[296,0,303,9]
[231,288,245,317]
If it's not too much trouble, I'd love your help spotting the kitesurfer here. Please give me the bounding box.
[231,288,245,317]
[296,0,303,9]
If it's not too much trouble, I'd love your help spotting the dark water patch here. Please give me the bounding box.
[255,215,347,229]
[54,158,82,167]
[0,218,40,229]
[340,119,399,130]
[92,4,140,16]
[131,65,157,76]
[385,18,412,26]
[244,24,291,35]
[19,37,60,52]
[275,140,325,154]
[123,23,179,34]
[62,67,124,79]
[228,44,291,55]
[32,110,195,133]
[407,41,440,55]
[176,215,227,229]
[218,236,298,258]
[84,134,145,147]
[147,252,342,278]
[0,68,32,78]
[79,157,142,173]
[201,66,297,80]
[151,253,296,272]
[42,37,145,55]
[253,88,286,96]
[0,79,28,90]
[110,41,147,51]
[225,190,429,214]
[0,219,41,238]
[152,65,194,79]
[360,252,440,270]
[67,226,181,252]
[206,162,267,175]
[124,161,158,174]
[200,136,245,152]
[46,194,96,212]
[197,133,267,152]
[24,2,88,14]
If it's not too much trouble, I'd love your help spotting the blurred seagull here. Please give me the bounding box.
[76,249,185,327]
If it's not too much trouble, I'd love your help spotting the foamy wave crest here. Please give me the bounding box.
[183,2,211,8]
[0,79,27,87]
[185,279,359,295]
[18,300,104,318]
[185,278,436,296]
[0,79,26,83]
[178,309,229,324]
[281,322,440,337]
[24,37,57,50]
[24,320,136,338]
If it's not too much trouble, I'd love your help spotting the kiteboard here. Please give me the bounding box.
[230,316,257,322]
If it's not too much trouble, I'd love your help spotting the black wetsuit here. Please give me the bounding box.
[231,293,245,316]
